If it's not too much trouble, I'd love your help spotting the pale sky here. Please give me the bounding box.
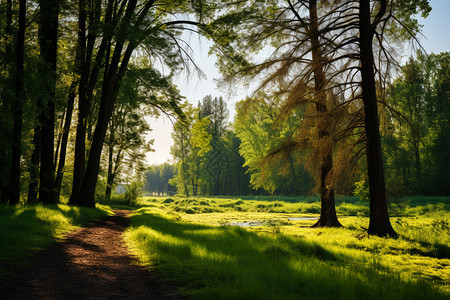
[145,0,450,166]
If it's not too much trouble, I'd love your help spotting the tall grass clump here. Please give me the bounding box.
[0,204,111,278]
[125,208,447,299]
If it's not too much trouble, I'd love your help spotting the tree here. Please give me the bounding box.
[358,0,396,236]
[9,0,26,204]
[37,0,60,204]
[69,0,109,204]
[75,0,204,206]
[198,95,229,195]
[207,0,431,235]
[170,102,212,196]
[0,0,14,203]
[103,89,153,201]
[208,0,354,225]
[234,95,313,196]
[144,163,175,196]
[384,51,450,196]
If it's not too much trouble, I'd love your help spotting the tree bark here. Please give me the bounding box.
[359,0,396,237]
[308,0,341,227]
[54,81,76,200]
[69,0,88,204]
[77,25,137,206]
[9,0,27,204]
[27,127,40,203]
[38,0,60,204]
[75,0,158,206]
[105,135,122,201]
[70,0,111,204]
[0,0,14,203]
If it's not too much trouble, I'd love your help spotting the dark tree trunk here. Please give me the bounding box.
[105,140,119,201]
[27,127,41,203]
[54,81,76,200]
[70,0,111,204]
[38,0,60,204]
[359,0,396,237]
[9,0,27,204]
[414,135,421,192]
[75,0,155,206]
[77,41,135,206]
[0,0,14,203]
[78,79,116,206]
[69,0,88,205]
[308,0,341,228]
[105,169,114,201]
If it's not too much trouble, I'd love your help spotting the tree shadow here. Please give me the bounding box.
[0,211,181,299]
[128,210,447,299]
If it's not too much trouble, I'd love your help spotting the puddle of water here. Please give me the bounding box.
[228,217,319,227]
[229,221,266,227]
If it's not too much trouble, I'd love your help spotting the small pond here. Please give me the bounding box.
[228,217,319,227]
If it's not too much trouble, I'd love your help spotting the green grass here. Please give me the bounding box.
[125,196,449,299]
[0,203,112,278]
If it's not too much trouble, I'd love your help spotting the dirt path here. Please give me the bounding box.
[0,210,182,299]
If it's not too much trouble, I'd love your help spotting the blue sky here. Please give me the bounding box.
[416,0,450,54]
[145,1,450,165]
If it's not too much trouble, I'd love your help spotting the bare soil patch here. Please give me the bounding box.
[0,210,182,299]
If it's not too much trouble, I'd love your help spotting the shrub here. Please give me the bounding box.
[123,182,143,205]
[353,178,370,203]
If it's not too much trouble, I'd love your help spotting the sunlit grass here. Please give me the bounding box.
[125,197,449,299]
[0,203,112,278]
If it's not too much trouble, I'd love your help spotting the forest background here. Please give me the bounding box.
[0,0,448,223]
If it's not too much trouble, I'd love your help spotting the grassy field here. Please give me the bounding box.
[124,196,449,299]
[0,203,112,279]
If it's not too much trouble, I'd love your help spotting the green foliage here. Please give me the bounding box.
[144,163,176,196]
[234,95,313,195]
[0,204,112,278]
[353,178,370,203]
[123,182,143,205]
[170,96,251,197]
[383,51,450,195]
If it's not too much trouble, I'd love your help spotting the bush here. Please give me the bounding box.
[353,178,370,203]
[123,182,143,205]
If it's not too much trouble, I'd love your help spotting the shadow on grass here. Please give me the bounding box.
[128,209,447,300]
[398,235,450,259]
[0,204,109,279]
[1,211,176,299]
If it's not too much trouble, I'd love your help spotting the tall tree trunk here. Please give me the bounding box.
[9,0,26,204]
[54,81,76,200]
[105,159,114,202]
[38,0,60,204]
[69,0,88,205]
[70,0,110,204]
[359,0,396,237]
[413,135,421,192]
[76,41,135,206]
[308,0,341,227]
[105,138,115,201]
[0,0,14,203]
[27,127,41,203]
[75,0,155,206]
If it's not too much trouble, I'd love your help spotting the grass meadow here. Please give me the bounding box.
[123,196,449,299]
[0,203,112,278]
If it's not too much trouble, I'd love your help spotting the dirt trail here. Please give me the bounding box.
[0,210,182,299]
